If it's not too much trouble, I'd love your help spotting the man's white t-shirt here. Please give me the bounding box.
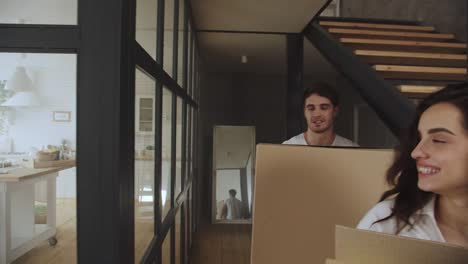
[225,196,243,220]
[356,196,445,243]
[282,133,358,147]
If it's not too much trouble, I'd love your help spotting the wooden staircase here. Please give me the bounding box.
[319,19,468,97]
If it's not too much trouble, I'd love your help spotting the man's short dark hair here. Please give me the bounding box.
[303,83,339,107]
[229,189,237,196]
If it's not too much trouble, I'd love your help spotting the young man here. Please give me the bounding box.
[283,83,358,147]
[220,189,244,220]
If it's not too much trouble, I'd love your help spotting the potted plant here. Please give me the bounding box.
[0,80,13,136]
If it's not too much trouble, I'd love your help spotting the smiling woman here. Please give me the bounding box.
[357,82,468,249]
[411,102,468,195]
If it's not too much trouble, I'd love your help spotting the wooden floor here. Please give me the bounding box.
[191,224,252,264]
[13,198,77,264]
[12,200,252,264]
[12,199,155,264]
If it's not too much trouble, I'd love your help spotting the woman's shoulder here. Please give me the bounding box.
[356,199,396,232]
[366,199,395,216]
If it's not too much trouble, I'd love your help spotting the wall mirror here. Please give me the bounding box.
[212,125,255,224]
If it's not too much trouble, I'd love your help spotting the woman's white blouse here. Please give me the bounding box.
[357,196,446,242]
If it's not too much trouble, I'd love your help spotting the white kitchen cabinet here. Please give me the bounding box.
[32,167,75,201]
[56,167,76,198]
[135,96,155,134]
[0,166,72,263]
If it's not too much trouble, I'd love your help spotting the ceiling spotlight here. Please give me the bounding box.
[241,55,248,64]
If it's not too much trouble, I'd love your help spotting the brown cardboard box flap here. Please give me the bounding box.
[335,225,468,264]
[326,259,345,264]
[251,144,393,264]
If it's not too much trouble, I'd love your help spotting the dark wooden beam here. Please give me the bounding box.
[286,34,304,139]
[77,0,136,261]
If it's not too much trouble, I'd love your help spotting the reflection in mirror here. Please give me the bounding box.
[212,126,255,224]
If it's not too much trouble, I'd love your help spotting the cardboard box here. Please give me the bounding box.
[250,144,393,264]
[326,259,344,264]
[335,225,468,264]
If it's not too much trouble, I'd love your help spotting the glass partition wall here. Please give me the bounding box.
[1,0,199,263]
[135,0,199,263]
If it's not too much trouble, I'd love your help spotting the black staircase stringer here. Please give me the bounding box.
[303,22,416,137]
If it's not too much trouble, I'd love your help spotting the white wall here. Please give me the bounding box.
[216,169,241,203]
[246,153,253,212]
[57,167,76,198]
[0,53,77,153]
[1,0,77,24]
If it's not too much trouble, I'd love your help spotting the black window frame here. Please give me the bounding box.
[137,0,199,263]
[0,0,199,263]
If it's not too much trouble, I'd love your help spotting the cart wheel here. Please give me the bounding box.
[48,237,58,246]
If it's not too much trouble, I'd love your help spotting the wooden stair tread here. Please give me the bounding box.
[355,50,466,60]
[329,28,454,40]
[373,65,466,81]
[340,38,466,49]
[326,20,466,86]
[356,50,467,67]
[373,65,466,74]
[396,84,445,94]
[319,21,434,32]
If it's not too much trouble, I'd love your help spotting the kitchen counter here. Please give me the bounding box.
[135,155,154,161]
[0,162,75,263]
[0,162,75,183]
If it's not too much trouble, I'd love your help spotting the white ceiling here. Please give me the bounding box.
[190,0,334,74]
[198,32,287,74]
[191,0,329,33]
[197,32,338,76]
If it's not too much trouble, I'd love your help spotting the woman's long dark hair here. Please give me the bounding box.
[375,82,468,233]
